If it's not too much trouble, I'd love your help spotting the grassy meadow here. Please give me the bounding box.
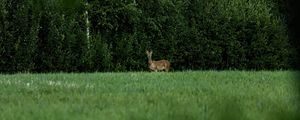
[0,71,299,120]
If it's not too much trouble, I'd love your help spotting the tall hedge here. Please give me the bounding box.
[0,0,39,72]
[0,0,294,73]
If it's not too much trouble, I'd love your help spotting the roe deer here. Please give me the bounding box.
[146,50,170,72]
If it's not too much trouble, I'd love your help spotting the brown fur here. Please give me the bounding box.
[146,50,170,72]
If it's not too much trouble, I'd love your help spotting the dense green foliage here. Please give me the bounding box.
[0,71,299,119]
[0,0,293,73]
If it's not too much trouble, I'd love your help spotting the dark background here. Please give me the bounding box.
[0,0,299,73]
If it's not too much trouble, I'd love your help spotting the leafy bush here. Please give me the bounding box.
[0,0,293,73]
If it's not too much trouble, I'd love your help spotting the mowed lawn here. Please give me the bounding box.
[0,71,299,120]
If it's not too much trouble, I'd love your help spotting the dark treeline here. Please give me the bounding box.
[0,0,296,73]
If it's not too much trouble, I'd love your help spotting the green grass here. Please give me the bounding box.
[0,71,299,120]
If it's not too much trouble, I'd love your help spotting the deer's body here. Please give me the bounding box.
[146,50,170,72]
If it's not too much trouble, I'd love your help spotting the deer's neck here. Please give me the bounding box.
[148,59,153,64]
